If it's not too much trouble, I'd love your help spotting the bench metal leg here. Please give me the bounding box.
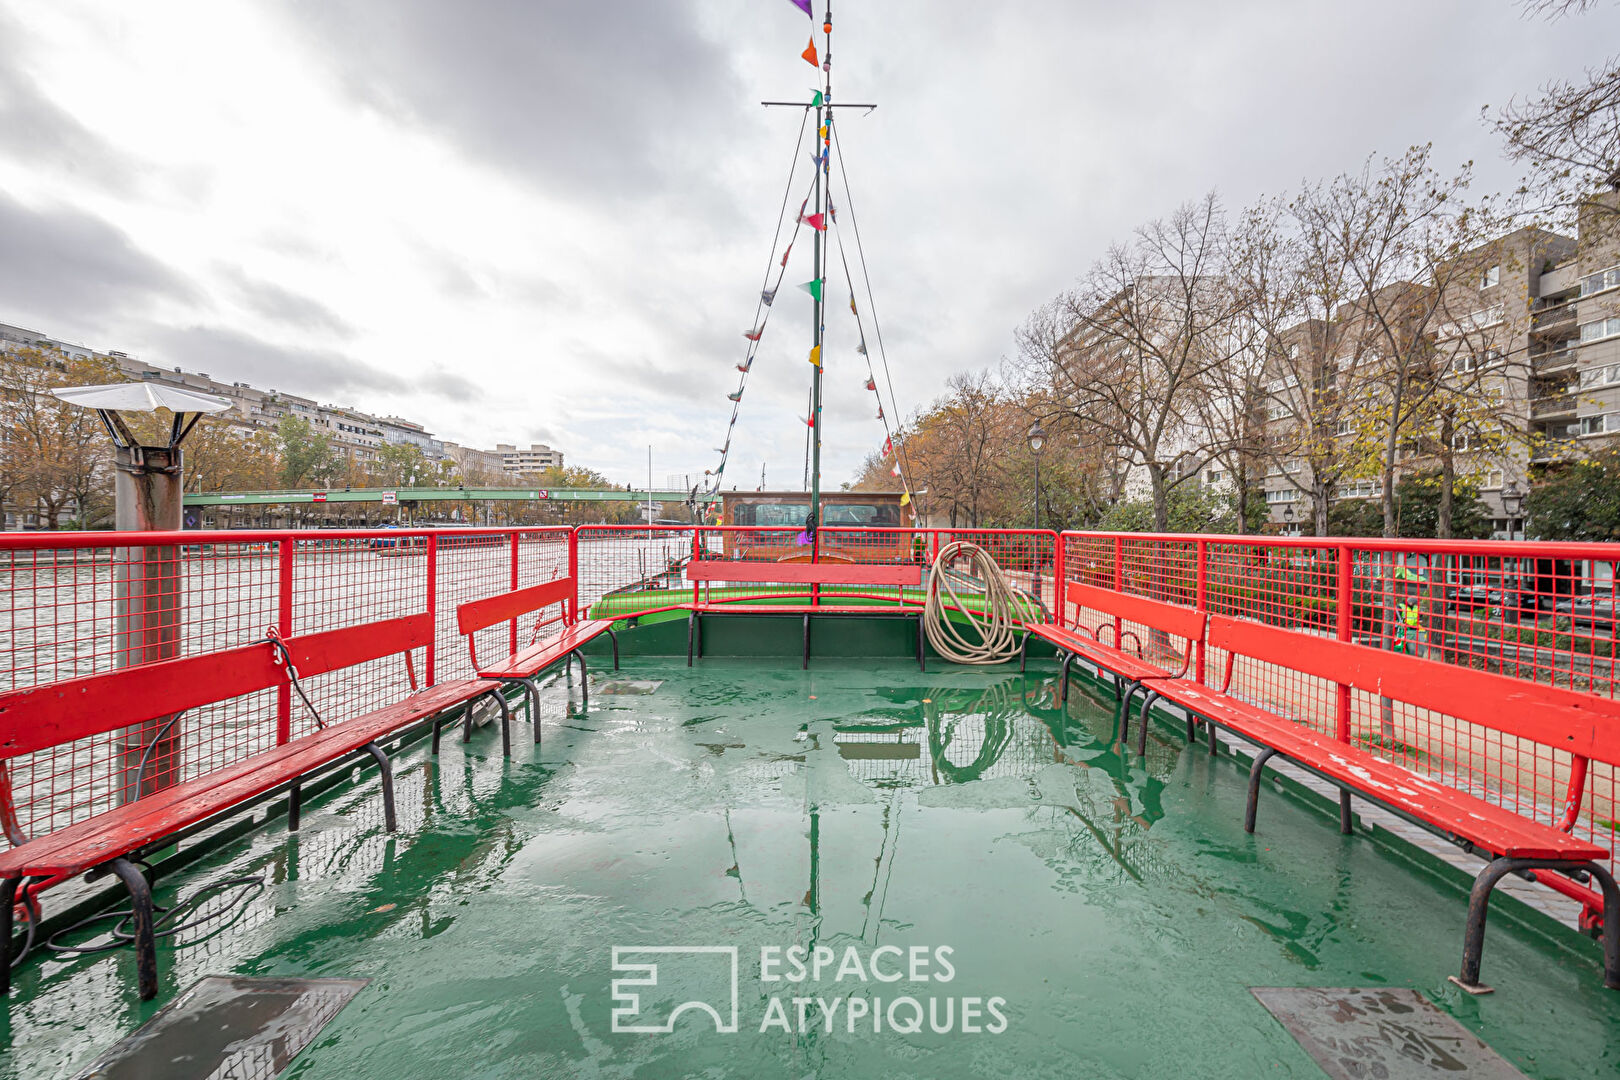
[288,779,302,832]
[107,857,158,1001]
[1019,630,1029,673]
[1244,747,1279,834]
[0,875,17,993]
[572,651,589,713]
[802,615,810,670]
[361,742,398,831]
[687,613,696,667]
[606,627,620,670]
[515,677,542,744]
[1208,717,1218,755]
[1339,790,1353,835]
[1452,858,1620,994]
[1186,712,1196,745]
[1136,690,1159,757]
[917,615,926,672]
[1059,652,1074,706]
[485,689,512,757]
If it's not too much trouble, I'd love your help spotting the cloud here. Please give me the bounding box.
[0,190,193,332]
[421,370,482,404]
[216,265,354,339]
[281,0,749,201]
[141,325,405,399]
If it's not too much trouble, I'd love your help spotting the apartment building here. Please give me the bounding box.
[1259,203,1618,538]
[495,443,565,475]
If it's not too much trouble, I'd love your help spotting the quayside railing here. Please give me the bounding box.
[0,524,1616,926]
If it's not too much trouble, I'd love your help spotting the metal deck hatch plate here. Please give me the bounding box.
[1251,987,1527,1079]
[75,976,368,1080]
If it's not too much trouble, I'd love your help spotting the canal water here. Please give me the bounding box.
[1,660,1614,1078]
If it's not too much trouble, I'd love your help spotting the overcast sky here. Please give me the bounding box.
[1,1,1615,489]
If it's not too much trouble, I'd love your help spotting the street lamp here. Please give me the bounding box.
[1282,503,1296,532]
[1501,481,1524,540]
[1028,420,1046,529]
[51,380,230,802]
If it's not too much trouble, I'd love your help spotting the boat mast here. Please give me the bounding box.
[808,3,831,536]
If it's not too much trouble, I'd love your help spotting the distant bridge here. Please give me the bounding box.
[182,486,718,507]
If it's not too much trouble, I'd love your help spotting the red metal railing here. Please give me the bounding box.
[2,523,1617,926]
[1059,529,1620,919]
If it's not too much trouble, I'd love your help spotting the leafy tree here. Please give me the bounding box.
[1525,448,1620,540]
[276,415,337,488]
[182,417,279,492]
[1327,471,1492,538]
[1097,486,1241,534]
[0,345,122,527]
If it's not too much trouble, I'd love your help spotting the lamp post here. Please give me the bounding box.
[1501,481,1524,540]
[1028,421,1046,529]
[52,381,231,801]
[1282,503,1296,534]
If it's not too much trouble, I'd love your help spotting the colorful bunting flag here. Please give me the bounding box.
[728,389,743,402]
[781,243,792,267]
[855,342,866,356]
[882,436,893,458]
[800,212,826,231]
[762,288,776,306]
[864,377,876,391]
[849,296,857,314]
[811,90,824,108]
[802,37,818,67]
[900,492,911,506]
[891,463,901,477]
[737,359,752,373]
[808,345,821,367]
[875,405,884,420]
[789,0,812,18]
[797,278,824,302]
[818,124,828,140]
[805,413,816,428]
[744,328,762,341]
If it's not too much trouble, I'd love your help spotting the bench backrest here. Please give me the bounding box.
[1066,581,1207,643]
[1209,613,1620,765]
[0,613,434,761]
[456,578,574,636]
[686,560,922,587]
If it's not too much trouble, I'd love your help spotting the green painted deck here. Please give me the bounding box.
[2,656,1616,1078]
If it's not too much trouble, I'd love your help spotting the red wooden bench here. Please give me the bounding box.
[456,576,618,729]
[1022,580,1206,740]
[683,560,925,670]
[0,614,500,1000]
[1149,613,1620,993]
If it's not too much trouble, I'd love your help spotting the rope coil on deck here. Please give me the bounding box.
[923,541,1028,665]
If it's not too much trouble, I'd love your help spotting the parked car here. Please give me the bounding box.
[1555,588,1618,631]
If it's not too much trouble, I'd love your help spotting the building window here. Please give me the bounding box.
[1580,414,1614,436]
[1267,403,1291,421]
[1485,469,1505,489]
[1451,354,1477,374]
[1581,265,1620,297]
[1481,264,1500,289]
[1580,316,1620,344]
[1265,489,1297,504]
[1580,363,1620,389]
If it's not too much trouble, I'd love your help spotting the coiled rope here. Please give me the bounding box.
[923,541,1031,665]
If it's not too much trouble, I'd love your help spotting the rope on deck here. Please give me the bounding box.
[923,541,1024,665]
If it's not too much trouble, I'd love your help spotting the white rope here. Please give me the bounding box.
[923,541,1032,665]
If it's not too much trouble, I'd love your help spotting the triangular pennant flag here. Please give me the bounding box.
[855,342,867,356]
[727,390,743,402]
[876,405,884,420]
[882,436,893,458]
[714,445,729,455]
[743,328,762,342]
[789,0,812,16]
[900,492,911,506]
[800,212,826,231]
[737,359,752,373]
[802,37,818,67]
[891,463,901,477]
[818,124,828,140]
[808,344,821,367]
[864,377,876,391]
[811,90,823,108]
[805,413,816,428]
[762,288,776,306]
[797,278,824,302]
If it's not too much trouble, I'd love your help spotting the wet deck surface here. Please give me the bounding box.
[2,660,1616,1078]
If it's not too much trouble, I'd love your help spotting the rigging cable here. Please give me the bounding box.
[707,105,814,497]
[923,541,1034,665]
[829,123,923,504]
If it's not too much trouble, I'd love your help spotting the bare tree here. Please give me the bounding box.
[1017,193,1250,531]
